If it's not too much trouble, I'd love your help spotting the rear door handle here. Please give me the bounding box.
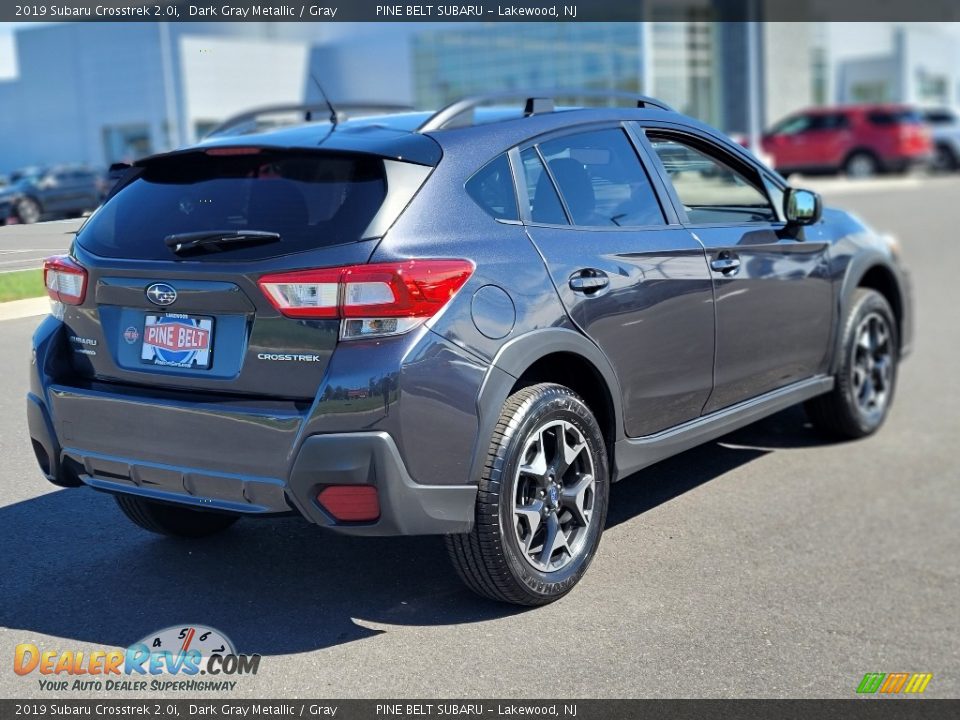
[710,256,741,274]
[569,270,609,294]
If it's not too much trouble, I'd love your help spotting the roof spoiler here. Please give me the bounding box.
[417,89,674,132]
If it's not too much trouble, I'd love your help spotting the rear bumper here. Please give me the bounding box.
[28,388,476,535]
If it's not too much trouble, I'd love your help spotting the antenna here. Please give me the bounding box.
[309,72,338,129]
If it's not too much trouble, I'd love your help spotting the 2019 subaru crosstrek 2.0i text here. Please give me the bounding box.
[28,93,912,605]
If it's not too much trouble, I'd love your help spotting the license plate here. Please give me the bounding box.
[140,314,214,369]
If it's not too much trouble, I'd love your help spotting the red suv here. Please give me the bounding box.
[762,104,933,178]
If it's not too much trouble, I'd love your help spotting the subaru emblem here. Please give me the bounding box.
[146,283,177,307]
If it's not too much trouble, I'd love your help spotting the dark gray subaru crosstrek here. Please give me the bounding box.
[28,92,912,605]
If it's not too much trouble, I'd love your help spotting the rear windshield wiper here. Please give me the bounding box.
[164,230,281,256]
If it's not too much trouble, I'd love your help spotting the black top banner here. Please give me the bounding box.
[4,0,960,23]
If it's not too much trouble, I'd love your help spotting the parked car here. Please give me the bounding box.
[921,107,960,172]
[762,104,933,178]
[0,165,102,224]
[29,92,912,606]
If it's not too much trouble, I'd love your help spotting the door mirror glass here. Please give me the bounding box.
[785,188,821,225]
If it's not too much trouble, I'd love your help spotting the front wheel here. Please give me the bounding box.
[115,495,239,538]
[806,288,898,439]
[446,383,609,606]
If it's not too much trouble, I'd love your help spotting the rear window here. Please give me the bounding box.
[867,109,923,126]
[77,150,389,261]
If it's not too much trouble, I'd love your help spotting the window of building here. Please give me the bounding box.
[647,134,776,224]
[465,154,518,221]
[536,128,665,227]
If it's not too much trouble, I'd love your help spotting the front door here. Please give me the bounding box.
[643,129,834,413]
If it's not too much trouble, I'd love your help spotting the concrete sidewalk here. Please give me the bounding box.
[0,296,49,322]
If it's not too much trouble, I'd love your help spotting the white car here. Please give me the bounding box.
[923,108,960,172]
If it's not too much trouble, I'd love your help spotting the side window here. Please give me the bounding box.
[520,147,567,225]
[537,128,665,227]
[465,154,518,221]
[647,134,777,224]
[771,115,811,136]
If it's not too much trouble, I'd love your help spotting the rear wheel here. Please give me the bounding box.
[115,495,239,538]
[806,288,898,439]
[446,383,609,606]
[933,143,958,172]
[844,151,879,179]
[16,197,41,224]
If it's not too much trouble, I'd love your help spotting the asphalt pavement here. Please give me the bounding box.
[0,178,957,699]
[0,219,78,273]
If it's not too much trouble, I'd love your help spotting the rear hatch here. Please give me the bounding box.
[61,145,433,399]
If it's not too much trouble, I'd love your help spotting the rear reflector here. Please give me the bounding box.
[316,485,380,522]
[43,255,87,305]
[259,259,474,339]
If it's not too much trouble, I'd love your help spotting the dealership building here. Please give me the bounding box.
[0,15,955,174]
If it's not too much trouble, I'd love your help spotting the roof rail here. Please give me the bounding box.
[205,102,415,138]
[417,89,674,133]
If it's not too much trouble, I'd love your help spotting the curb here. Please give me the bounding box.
[0,296,50,322]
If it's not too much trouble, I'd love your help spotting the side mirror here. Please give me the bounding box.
[785,188,822,225]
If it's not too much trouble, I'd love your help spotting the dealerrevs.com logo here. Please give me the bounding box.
[14,625,260,692]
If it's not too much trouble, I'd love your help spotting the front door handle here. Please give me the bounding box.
[569,269,609,294]
[710,256,741,274]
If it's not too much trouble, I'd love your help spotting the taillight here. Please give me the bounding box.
[258,259,474,340]
[43,255,87,305]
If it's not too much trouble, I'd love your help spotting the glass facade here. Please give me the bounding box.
[413,24,646,110]
[413,19,728,128]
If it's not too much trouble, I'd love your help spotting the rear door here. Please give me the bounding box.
[518,125,716,437]
[641,127,833,413]
[67,147,430,399]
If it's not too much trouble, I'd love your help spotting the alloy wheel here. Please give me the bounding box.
[513,419,596,573]
[851,311,893,420]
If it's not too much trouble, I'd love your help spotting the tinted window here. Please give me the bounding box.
[648,135,776,224]
[78,151,388,261]
[868,109,922,126]
[538,129,665,227]
[771,113,848,135]
[466,154,518,221]
[923,110,956,125]
[520,147,567,225]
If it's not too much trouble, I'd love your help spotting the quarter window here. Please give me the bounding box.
[465,154,518,221]
[647,135,777,224]
[537,129,665,227]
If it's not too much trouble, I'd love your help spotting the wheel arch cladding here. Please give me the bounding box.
[857,264,903,339]
[471,328,624,486]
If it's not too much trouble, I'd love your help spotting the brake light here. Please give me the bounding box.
[258,259,474,339]
[43,256,87,305]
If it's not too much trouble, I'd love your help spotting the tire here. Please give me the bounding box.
[933,143,958,173]
[16,197,41,224]
[446,383,609,606]
[115,495,239,538]
[844,151,880,179]
[805,288,898,439]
